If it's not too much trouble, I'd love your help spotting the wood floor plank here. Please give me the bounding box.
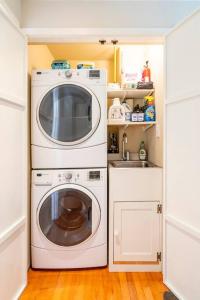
[20,268,168,300]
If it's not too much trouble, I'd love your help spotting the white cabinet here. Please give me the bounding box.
[109,165,162,271]
[114,201,160,262]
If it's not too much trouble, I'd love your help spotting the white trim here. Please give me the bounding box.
[0,1,26,39]
[109,263,161,272]
[165,215,200,242]
[23,27,167,43]
[165,7,200,37]
[163,38,167,281]
[164,280,185,300]
[14,282,27,300]
[0,91,25,109]
[166,89,200,105]
[0,217,26,246]
[0,0,19,27]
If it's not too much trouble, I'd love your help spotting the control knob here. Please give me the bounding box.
[64,173,73,180]
[65,70,72,78]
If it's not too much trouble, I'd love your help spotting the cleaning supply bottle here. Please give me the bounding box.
[108,98,125,122]
[142,61,151,82]
[144,95,156,122]
[131,104,139,122]
[122,100,132,121]
[139,141,147,161]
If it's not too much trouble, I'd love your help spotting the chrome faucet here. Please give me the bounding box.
[122,132,129,161]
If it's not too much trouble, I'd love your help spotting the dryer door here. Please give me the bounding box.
[37,184,101,247]
[38,83,100,146]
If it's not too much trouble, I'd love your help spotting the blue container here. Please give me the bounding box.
[51,60,71,69]
[144,105,156,121]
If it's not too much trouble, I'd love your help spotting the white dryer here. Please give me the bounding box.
[31,168,107,269]
[31,69,107,169]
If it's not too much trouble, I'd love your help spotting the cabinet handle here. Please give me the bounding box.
[114,230,120,244]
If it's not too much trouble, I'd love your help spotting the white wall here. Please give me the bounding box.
[0,3,27,300]
[21,0,200,29]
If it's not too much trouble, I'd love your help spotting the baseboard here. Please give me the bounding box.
[14,282,27,300]
[164,280,185,300]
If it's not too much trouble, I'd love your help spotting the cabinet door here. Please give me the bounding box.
[114,202,160,262]
[165,9,200,300]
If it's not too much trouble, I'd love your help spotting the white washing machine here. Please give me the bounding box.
[31,168,107,269]
[31,69,107,169]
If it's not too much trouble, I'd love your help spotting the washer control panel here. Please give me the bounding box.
[89,171,101,180]
[32,169,105,187]
[58,172,76,183]
[65,70,72,78]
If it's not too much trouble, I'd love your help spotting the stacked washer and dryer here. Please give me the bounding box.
[31,69,107,268]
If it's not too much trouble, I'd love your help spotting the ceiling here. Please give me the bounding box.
[47,43,115,60]
[22,0,200,29]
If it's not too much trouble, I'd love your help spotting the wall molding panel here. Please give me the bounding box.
[165,215,200,242]
[0,92,25,109]
[0,217,26,247]
[0,1,27,300]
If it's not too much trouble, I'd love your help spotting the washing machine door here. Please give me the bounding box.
[37,83,100,146]
[37,184,101,247]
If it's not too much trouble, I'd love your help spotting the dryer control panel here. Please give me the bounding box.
[32,69,107,86]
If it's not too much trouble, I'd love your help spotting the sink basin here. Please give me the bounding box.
[110,160,156,168]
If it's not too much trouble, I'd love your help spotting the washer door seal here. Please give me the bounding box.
[37,184,101,248]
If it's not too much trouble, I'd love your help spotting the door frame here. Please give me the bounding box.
[23,27,166,44]
[23,2,200,284]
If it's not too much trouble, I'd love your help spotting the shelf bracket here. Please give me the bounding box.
[143,123,155,132]
[123,124,129,131]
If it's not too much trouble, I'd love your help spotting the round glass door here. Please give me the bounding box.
[38,187,100,247]
[38,84,100,145]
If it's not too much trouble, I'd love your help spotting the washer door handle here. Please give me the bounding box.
[88,207,92,221]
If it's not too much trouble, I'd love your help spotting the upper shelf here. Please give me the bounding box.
[107,88,154,99]
[107,121,156,131]
[108,121,156,126]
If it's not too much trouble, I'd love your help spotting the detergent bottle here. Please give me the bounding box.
[122,100,132,121]
[108,98,125,122]
[144,95,156,122]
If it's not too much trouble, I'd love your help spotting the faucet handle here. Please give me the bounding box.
[123,132,128,143]
[125,151,130,161]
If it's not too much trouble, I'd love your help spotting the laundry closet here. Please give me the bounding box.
[28,42,164,272]
[1,0,200,298]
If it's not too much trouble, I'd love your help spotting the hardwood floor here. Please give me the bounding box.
[20,268,168,300]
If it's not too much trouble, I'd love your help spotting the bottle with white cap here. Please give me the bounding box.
[108,98,125,122]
